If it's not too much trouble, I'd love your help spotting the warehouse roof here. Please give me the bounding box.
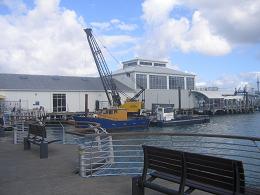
[193,91,245,100]
[192,91,224,99]
[113,65,195,76]
[0,74,133,92]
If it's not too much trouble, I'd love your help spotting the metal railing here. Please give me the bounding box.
[13,121,65,144]
[78,132,260,194]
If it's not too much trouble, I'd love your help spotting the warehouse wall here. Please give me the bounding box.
[0,90,134,113]
[143,89,194,110]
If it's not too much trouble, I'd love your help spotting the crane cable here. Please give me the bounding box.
[89,25,144,99]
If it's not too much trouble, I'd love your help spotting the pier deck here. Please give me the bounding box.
[0,133,208,195]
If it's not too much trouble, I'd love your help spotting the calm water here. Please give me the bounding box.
[149,112,260,137]
[65,112,260,187]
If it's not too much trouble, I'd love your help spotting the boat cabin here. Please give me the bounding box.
[156,107,174,121]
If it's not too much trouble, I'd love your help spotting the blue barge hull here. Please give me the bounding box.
[73,116,150,131]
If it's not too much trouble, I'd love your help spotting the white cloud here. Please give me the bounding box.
[117,23,138,31]
[0,0,97,76]
[100,35,137,48]
[90,19,138,32]
[90,22,110,31]
[186,0,260,44]
[138,0,231,59]
[0,0,138,76]
[142,0,178,25]
[197,72,260,91]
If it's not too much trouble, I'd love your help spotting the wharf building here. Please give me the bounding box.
[192,87,256,114]
[0,74,133,114]
[0,58,195,115]
[113,58,195,111]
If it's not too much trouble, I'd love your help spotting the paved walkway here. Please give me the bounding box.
[0,132,208,195]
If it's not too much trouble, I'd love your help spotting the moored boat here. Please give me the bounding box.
[150,106,210,127]
[73,108,150,131]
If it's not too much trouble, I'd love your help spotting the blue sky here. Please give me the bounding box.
[0,0,259,90]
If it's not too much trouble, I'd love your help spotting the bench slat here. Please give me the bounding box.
[187,169,233,184]
[138,145,245,195]
[150,171,235,195]
[148,158,181,170]
[147,146,182,160]
[186,161,233,177]
[186,155,233,171]
[148,154,182,166]
[186,172,234,191]
[149,163,182,177]
[29,124,46,138]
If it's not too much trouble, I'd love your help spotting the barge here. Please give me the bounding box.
[73,108,150,131]
[150,107,210,127]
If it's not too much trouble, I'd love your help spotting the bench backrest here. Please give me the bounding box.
[142,145,245,193]
[28,123,46,138]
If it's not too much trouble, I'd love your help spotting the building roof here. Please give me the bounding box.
[192,91,224,99]
[113,65,195,76]
[223,96,243,100]
[122,58,168,64]
[193,91,246,100]
[0,74,133,92]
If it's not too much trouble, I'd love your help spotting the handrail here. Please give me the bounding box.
[78,131,260,194]
[83,132,260,142]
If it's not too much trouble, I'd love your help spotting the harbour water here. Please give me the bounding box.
[149,112,260,137]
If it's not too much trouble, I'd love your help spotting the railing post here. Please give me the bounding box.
[79,144,86,177]
[22,120,24,132]
[59,121,65,144]
[90,141,93,177]
[13,127,17,144]
[108,135,114,164]
[95,135,101,150]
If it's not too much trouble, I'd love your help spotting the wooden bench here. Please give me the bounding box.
[24,123,61,159]
[132,145,245,195]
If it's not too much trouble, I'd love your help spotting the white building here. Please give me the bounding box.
[0,74,133,113]
[113,58,195,110]
[0,58,196,113]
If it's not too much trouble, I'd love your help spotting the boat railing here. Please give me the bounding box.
[78,132,260,194]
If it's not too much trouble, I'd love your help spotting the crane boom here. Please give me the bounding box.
[84,28,121,107]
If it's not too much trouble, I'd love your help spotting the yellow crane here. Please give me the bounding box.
[84,28,144,116]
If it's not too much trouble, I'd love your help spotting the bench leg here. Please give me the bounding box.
[185,187,195,194]
[40,142,48,159]
[24,138,31,150]
[132,176,144,195]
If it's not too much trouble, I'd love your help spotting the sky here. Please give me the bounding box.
[0,0,259,91]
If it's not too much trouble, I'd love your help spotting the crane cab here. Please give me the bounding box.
[97,108,128,121]
[120,99,144,115]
